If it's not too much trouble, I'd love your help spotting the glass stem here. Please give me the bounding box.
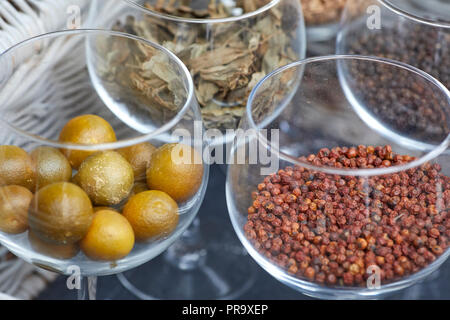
[77,276,97,300]
[164,218,207,271]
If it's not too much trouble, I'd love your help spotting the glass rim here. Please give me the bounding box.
[378,0,450,28]
[246,54,450,177]
[122,0,281,24]
[0,29,196,151]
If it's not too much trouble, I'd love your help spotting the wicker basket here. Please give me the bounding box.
[0,0,92,300]
[0,250,57,299]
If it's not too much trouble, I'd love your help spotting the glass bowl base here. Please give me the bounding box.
[117,242,257,300]
[117,212,259,300]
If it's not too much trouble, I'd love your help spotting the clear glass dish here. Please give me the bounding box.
[337,0,450,78]
[90,0,306,141]
[226,55,450,299]
[87,0,305,299]
[0,29,209,298]
[337,0,450,147]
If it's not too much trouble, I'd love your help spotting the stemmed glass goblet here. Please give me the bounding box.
[0,29,208,299]
[90,0,306,139]
[337,0,450,149]
[88,0,306,299]
[226,55,450,299]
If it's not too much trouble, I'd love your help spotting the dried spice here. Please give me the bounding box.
[348,24,450,89]
[301,0,348,25]
[95,33,188,128]
[112,0,301,131]
[244,145,450,287]
[345,24,450,143]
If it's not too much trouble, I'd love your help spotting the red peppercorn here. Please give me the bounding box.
[382,160,391,167]
[343,272,354,286]
[246,145,449,288]
[429,228,440,238]
[305,267,315,280]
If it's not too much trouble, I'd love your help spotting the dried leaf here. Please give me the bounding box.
[108,0,300,131]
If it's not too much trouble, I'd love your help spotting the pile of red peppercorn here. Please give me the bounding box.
[244,145,450,287]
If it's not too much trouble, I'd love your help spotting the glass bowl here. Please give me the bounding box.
[337,0,450,150]
[0,30,208,281]
[337,0,450,88]
[90,0,306,142]
[88,0,305,299]
[226,55,450,299]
